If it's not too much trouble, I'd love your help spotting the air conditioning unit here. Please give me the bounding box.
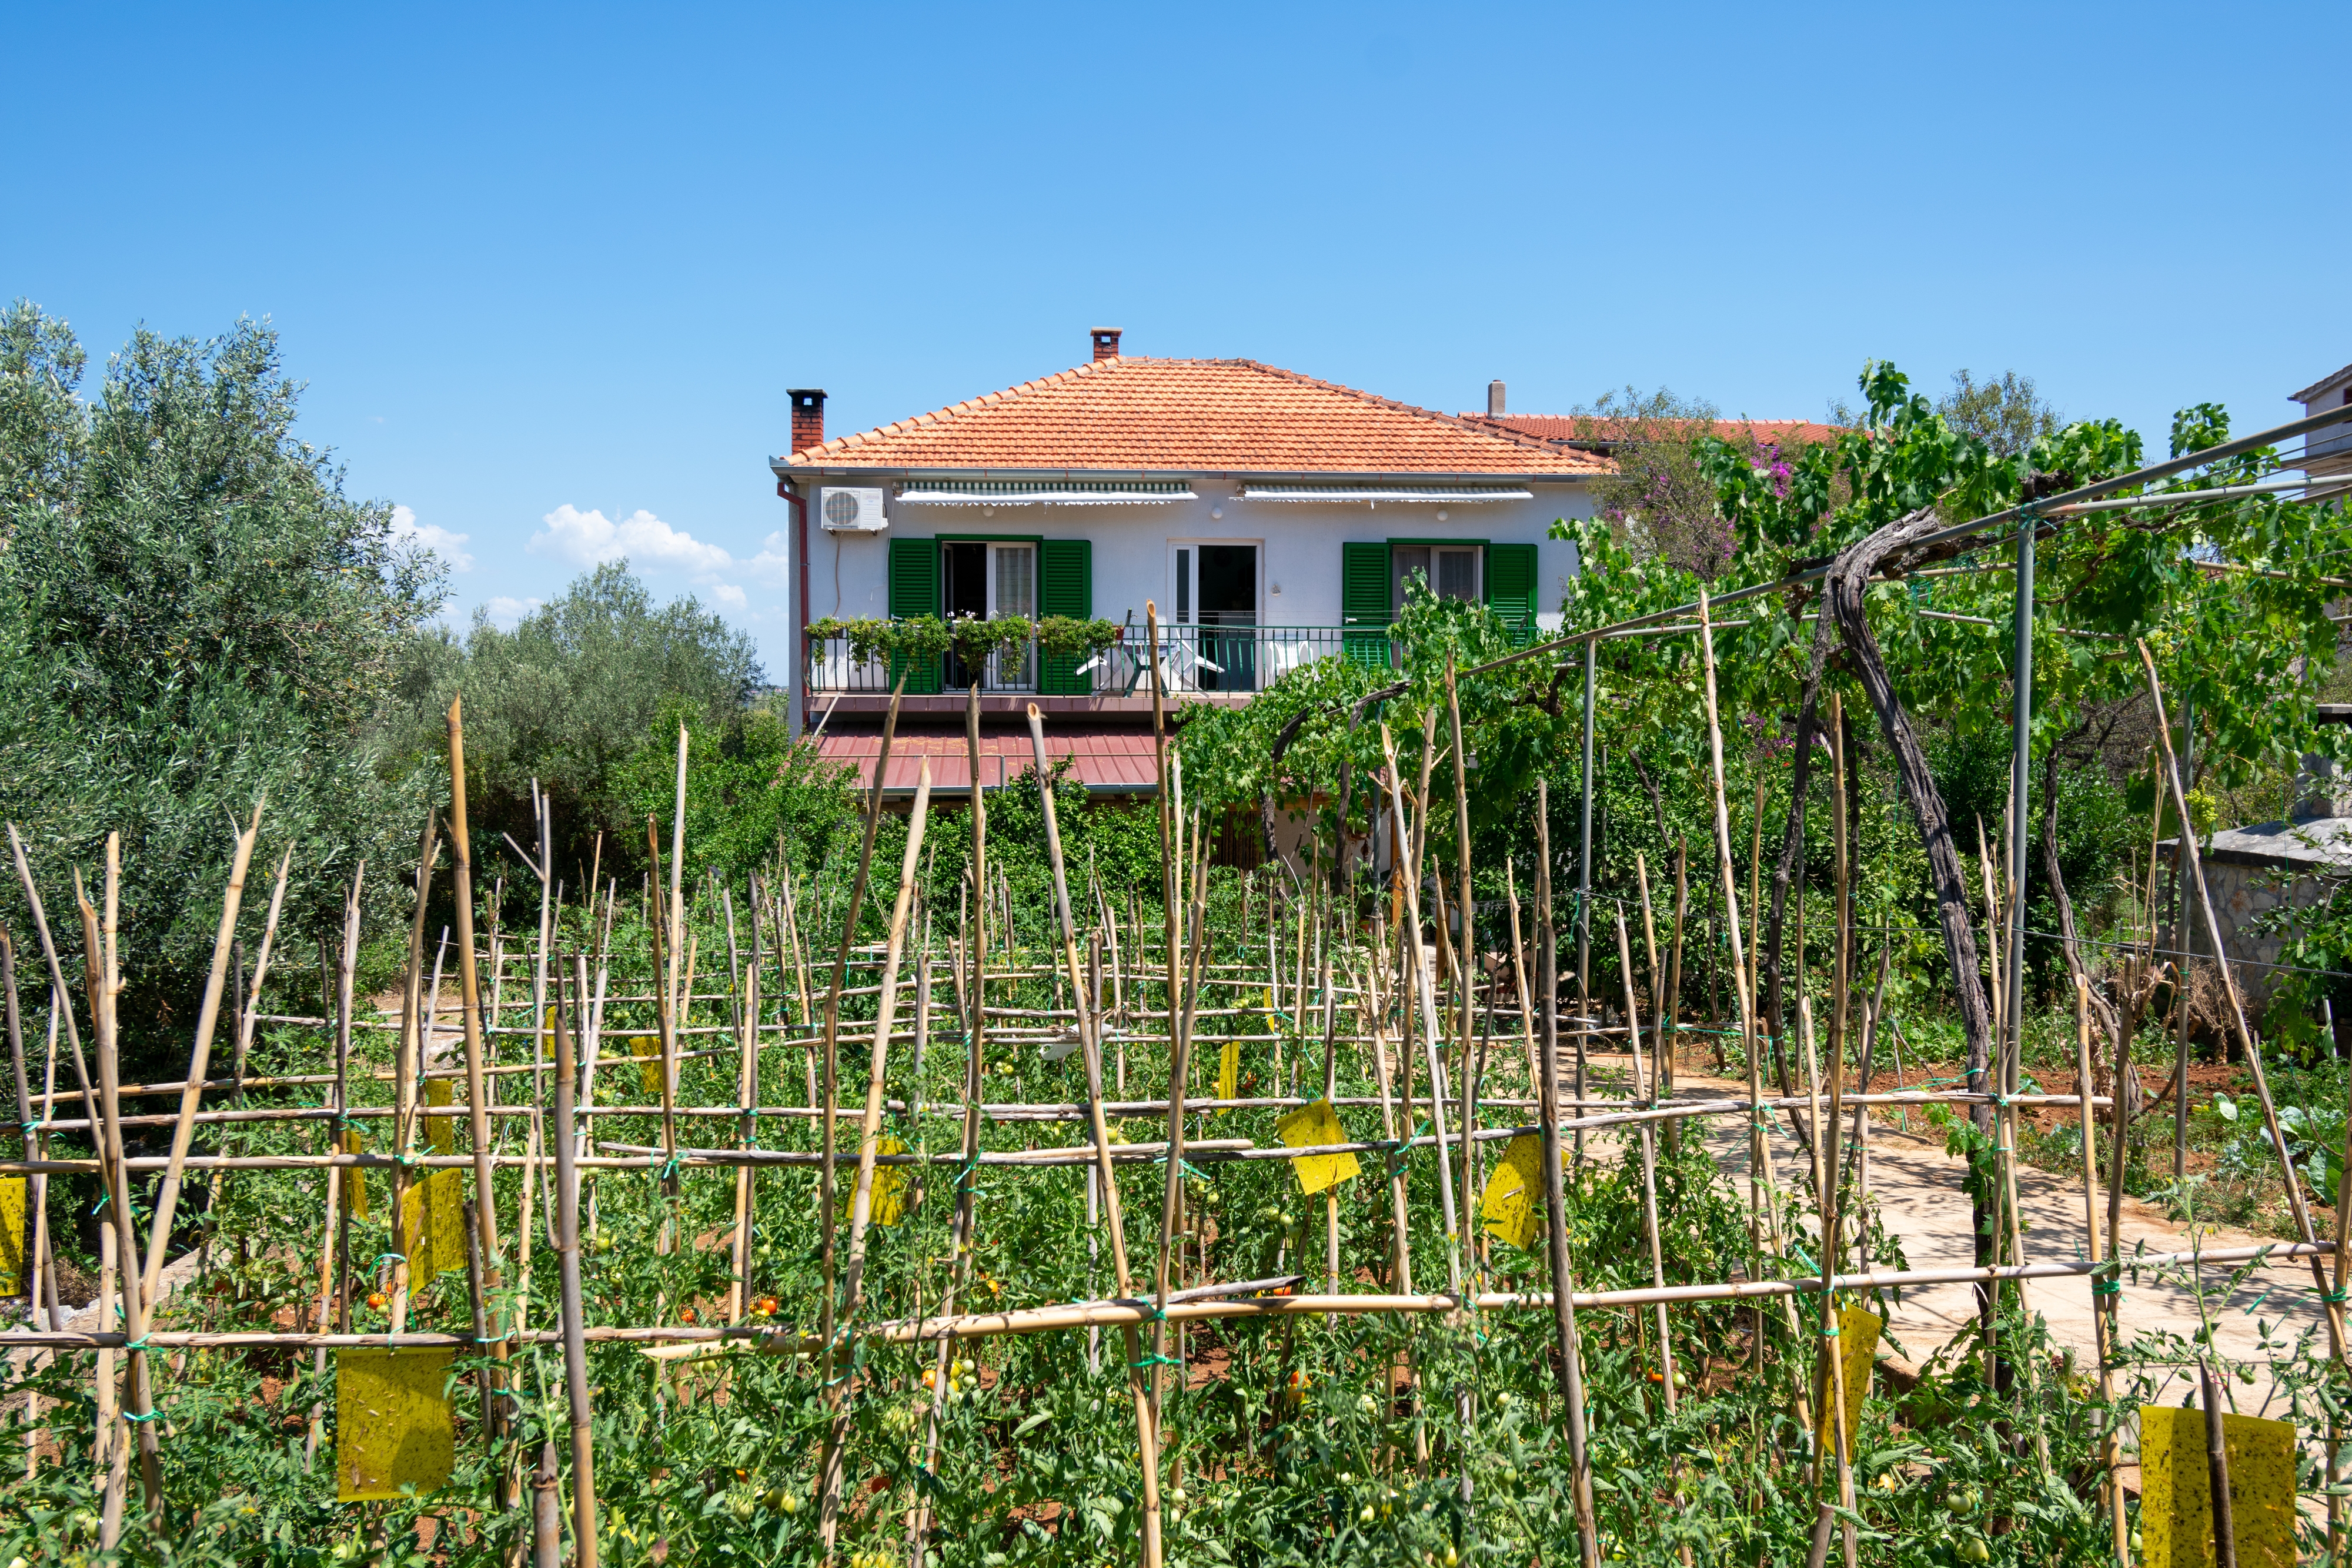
[818,486,887,533]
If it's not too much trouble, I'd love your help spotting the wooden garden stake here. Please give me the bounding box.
[82,843,162,1540]
[911,683,992,1561]
[1613,906,1677,1412]
[1529,777,1600,1567]
[141,811,262,1307]
[816,674,907,1387]
[2072,979,2127,1564]
[1025,699,1166,1568]
[2140,640,2351,1365]
[1379,721,1465,1292]
[728,884,761,1322]
[555,960,600,1568]
[1695,591,1769,1332]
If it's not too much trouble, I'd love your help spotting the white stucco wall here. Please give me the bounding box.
[787,474,1596,717]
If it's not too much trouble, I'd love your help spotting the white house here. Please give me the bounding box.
[2291,360,2352,479]
[768,330,1608,798]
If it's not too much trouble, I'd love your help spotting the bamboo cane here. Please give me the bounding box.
[2072,979,2127,1566]
[911,684,992,1562]
[554,960,600,1568]
[1378,721,1465,1293]
[1526,779,1599,1565]
[2139,640,2351,1367]
[729,884,761,1324]
[1026,698,1165,1568]
[1695,590,1769,1343]
[83,843,162,1539]
[141,817,265,1308]
[816,676,907,1402]
[388,817,438,1341]
[1613,907,1677,1412]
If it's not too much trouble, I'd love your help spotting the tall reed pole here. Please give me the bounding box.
[1695,589,1768,1352]
[1025,702,1165,1568]
[822,762,933,1552]
[83,842,161,1542]
[555,959,600,1568]
[446,698,510,1322]
[140,808,262,1311]
[2139,640,2349,1367]
[1378,722,1464,1292]
[817,675,907,1391]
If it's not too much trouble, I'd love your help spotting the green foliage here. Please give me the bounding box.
[0,300,444,1062]
[1178,581,1571,867]
[1930,369,2064,459]
[383,563,764,883]
[808,613,1122,673]
[617,705,862,896]
[1571,386,1745,578]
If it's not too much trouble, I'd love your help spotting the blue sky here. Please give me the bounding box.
[8,2,2346,674]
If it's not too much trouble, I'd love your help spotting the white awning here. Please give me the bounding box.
[898,480,1195,505]
[1241,484,1534,503]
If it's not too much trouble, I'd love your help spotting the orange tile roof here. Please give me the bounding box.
[780,357,1611,477]
[1461,414,1844,450]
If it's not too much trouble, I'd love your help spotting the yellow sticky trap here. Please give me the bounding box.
[1810,1305,1882,1456]
[423,1077,455,1154]
[1218,1039,1241,1108]
[338,1131,369,1220]
[2141,1406,2296,1568]
[1479,1134,1553,1252]
[0,1175,24,1295]
[397,1168,467,1279]
[336,1346,456,1501]
[1275,1100,1359,1195]
[632,1035,664,1096]
[866,1136,909,1227]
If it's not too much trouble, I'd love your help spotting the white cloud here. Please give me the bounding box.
[742,530,791,587]
[529,504,733,577]
[391,504,475,572]
[709,583,748,610]
[483,595,543,630]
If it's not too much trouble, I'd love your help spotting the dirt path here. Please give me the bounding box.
[1633,1065,2336,1416]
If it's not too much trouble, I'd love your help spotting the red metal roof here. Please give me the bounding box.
[779,357,1610,477]
[817,730,1162,794]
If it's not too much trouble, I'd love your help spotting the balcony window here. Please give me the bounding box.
[1391,544,1481,616]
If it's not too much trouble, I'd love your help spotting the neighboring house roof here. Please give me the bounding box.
[2289,363,2352,406]
[777,357,1611,477]
[1459,414,1844,450]
[2160,816,2352,874]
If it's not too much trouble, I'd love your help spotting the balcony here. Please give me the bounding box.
[806,623,1393,700]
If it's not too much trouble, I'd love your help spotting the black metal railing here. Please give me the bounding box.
[805,624,1383,696]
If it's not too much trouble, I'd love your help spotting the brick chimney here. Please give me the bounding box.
[1090,327,1123,363]
[788,388,827,453]
[1488,379,1506,417]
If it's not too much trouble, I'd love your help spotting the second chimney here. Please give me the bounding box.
[789,389,827,453]
[1091,327,1123,362]
[1487,379,1506,417]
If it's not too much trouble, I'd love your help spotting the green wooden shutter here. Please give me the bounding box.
[887,536,941,694]
[1485,543,1538,646]
[1341,541,1392,669]
[1037,539,1093,694]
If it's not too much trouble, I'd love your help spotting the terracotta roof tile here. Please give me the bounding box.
[1462,414,1844,450]
[780,357,1609,476]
